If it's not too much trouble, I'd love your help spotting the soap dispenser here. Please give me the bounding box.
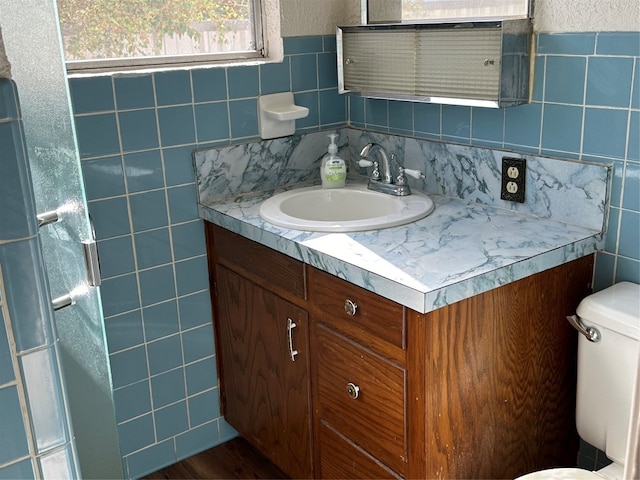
[321,134,346,189]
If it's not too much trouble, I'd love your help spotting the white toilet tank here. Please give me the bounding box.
[574,282,640,466]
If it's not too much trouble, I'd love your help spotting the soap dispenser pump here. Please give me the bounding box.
[321,134,346,189]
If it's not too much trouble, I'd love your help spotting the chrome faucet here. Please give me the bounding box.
[359,143,424,196]
[360,143,394,184]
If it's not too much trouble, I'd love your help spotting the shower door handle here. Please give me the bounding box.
[82,240,101,287]
[46,214,101,311]
[53,239,100,311]
[83,214,101,287]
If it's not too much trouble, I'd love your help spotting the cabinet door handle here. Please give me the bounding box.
[287,317,298,362]
[346,382,360,399]
[344,299,358,316]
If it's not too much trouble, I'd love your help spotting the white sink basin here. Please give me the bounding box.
[259,183,435,232]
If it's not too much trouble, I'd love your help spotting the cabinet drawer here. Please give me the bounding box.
[309,267,405,349]
[314,324,407,475]
[317,422,402,479]
[209,224,305,299]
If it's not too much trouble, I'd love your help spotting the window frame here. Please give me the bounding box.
[63,0,267,75]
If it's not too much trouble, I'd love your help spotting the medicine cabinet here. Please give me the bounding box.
[337,19,532,108]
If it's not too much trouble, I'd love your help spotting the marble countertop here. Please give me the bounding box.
[198,184,603,314]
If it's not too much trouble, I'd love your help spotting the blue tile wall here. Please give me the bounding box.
[347,32,640,289]
[125,440,175,479]
[0,310,14,387]
[0,458,35,480]
[0,111,37,240]
[151,369,186,409]
[2,238,54,354]
[70,35,344,478]
[0,385,30,465]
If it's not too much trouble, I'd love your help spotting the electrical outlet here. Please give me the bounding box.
[500,157,526,203]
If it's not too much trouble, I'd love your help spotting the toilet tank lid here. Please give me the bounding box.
[576,282,640,340]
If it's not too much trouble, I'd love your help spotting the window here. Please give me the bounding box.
[57,0,267,74]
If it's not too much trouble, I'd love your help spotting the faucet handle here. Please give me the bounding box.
[396,169,407,186]
[403,168,426,180]
[370,161,381,181]
[358,158,381,180]
[396,166,425,186]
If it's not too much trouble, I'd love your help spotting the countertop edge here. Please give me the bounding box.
[198,202,603,314]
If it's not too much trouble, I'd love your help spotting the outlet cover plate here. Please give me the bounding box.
[500,157,526,203]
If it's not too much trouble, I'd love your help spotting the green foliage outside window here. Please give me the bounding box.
[57,0,251,60]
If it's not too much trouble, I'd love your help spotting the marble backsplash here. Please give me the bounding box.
[347,130,611,232]
[195,128,611,233]
[194,129,350,205]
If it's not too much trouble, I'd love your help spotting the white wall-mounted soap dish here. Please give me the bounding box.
[258,92,309,140]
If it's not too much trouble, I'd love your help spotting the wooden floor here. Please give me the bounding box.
[141,437,289,480]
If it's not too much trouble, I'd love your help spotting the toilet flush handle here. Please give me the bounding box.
[566,314,601,342]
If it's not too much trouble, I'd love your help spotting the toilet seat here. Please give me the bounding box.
[517,462,625,480]
[516,468,604,479]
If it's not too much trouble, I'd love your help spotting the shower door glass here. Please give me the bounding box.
[0,0,122,478]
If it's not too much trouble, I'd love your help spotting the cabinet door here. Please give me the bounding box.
[215,266,312,479]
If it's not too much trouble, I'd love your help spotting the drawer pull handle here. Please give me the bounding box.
[346,382,360,399]
[344,299,358,316]
[287,318,298,362]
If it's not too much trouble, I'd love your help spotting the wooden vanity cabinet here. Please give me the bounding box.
[206,225,313,479]
[412,254,595,479]
[206,222,594,479]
